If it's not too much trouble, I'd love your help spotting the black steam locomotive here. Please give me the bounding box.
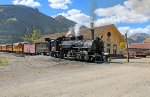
[45,29,109,62]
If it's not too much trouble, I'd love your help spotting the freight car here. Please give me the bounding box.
[6,44,13,52]
[35,42,50,55]
[23,43,36,54]
[23,42,50,55]
[0,42,50,55]
[13,42,24,53]
[1,44,7,52]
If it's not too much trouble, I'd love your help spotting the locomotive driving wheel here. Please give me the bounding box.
[84,54,89,61]
[67,51,71,59]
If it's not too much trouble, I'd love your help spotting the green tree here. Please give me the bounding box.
[23,27,42,42]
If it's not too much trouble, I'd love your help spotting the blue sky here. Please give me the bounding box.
[0,0,150,36]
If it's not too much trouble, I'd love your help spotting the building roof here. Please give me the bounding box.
[143,37,150,43]
[35,24,125,43]
[129,43,150,49]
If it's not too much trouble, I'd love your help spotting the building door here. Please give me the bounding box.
[107,44,111,54]
[113,44,117,55]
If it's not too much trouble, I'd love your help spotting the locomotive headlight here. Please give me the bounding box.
[83,51,88,54]
[47,53,49,55]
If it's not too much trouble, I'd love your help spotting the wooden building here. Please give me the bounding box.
[143,37,150,43]
[36,24,126,55]
[129,43,150,56]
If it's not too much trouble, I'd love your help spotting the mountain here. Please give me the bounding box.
[0,5,77,43]
[55,15,76,31]
[127,38,136,44]
[129,33,149,43]
[55,15,86,29]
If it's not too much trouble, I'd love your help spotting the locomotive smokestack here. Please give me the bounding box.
[89,0,97,40]
[90,21,94,40]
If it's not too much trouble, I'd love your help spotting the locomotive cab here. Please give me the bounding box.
[45,37,64,58]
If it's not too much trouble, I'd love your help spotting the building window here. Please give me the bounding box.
[113,44,117,55]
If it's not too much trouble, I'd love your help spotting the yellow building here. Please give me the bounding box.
[143,37,150,43]
[36,24,126,55]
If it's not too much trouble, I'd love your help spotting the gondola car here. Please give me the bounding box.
[6,44,13,52]
[13,43,23,53]
[12,42,29,53]
[1,44,7,52]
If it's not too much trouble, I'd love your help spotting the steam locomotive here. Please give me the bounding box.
[45,26,109,62]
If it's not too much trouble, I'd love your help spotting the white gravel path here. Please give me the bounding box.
[0,52,150,97]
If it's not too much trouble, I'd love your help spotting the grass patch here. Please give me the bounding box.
[0,57,9,66]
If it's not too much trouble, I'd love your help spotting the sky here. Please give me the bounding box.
[0,0,150,36]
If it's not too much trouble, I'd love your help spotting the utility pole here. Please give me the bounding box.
[125,31,129,62]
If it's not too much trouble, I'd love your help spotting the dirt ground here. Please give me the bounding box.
[0,52,150,97]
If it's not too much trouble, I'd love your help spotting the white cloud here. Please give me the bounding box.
[58,9,91,26]
[55,0,150,36]
[118,27,131,35]
[13,0,41,7]
[118,25,150,36]
[94,0,150,26]
[48,0,71,10]
[124,0,150,16]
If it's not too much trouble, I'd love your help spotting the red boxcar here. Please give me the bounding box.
[23,43,30,53]
[23,43,36,54]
